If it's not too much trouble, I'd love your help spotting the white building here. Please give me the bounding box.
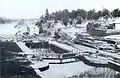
[29,25,39,35]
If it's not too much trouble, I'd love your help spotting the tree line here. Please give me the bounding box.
[36,8,120,26]
[0,17,14,24]
[44,8,120,21]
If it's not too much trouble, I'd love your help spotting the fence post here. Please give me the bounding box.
[60,54,63,64]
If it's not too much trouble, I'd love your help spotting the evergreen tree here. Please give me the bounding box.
[45,8,49,20]
[111,8,120,17]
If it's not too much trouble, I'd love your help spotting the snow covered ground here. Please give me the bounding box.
[41,61,93,78]
[60,22,88,39]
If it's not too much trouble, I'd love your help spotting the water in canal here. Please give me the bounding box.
[40,61,120,78]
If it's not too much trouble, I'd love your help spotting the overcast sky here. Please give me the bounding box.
[0,0,120,19]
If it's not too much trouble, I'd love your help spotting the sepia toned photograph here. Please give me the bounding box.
[0,0,120,78]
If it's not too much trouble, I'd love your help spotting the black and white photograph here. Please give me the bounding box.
[0,0,120,78]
